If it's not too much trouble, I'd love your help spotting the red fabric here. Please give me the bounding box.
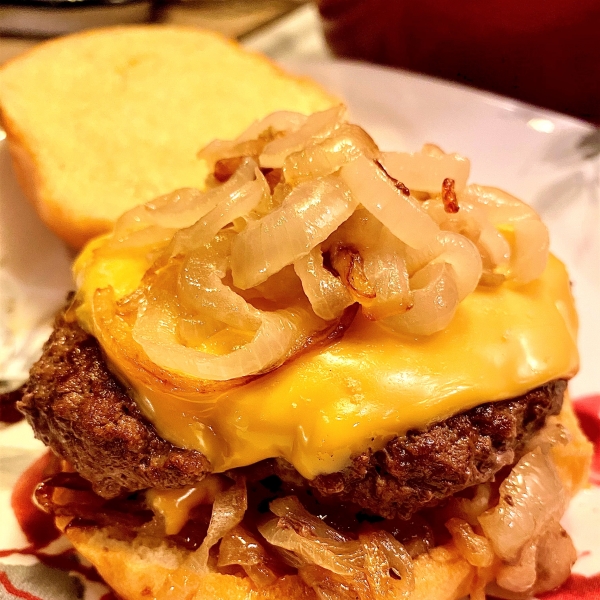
[540,573,600,599]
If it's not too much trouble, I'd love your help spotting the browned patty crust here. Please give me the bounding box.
[278,379,565,519]
[17,312,211,499]
[17,312,565,518]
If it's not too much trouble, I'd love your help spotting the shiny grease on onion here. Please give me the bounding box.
[83,106,550,385]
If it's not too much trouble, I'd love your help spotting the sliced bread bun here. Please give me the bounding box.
[64,529,475,600]
[58,397,592,600]
[0,26,337,248]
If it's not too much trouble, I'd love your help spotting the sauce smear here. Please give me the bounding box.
[10,452,59,548]
[1,451,104,584]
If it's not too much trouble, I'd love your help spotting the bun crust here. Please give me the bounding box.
[60,397,592,600]
[64,529,474,600]
[0,26,337,248]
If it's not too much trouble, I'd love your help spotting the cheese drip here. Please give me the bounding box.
[75,246,578,480]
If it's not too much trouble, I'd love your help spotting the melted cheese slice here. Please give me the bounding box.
[146,475,226,535]
[75,245,578,480]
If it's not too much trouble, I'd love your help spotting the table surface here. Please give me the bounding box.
[0,1,328,65]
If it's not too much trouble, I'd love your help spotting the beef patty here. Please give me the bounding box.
[275,379,564,518]
[17,311,211,499]
[16,312,565,518]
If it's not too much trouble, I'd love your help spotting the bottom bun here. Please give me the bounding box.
[64,530,475,600]
[60,396,592,600]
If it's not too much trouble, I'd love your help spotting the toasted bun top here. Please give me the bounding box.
[0,25,337,248]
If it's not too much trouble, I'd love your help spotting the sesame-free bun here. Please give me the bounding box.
[67,528,477,600]
[64,529,475,600]
[58,397,592,600]
[0,26,337,248]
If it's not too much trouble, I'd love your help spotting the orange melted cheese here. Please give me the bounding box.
[147,475,227,535]
[75,246,578,480]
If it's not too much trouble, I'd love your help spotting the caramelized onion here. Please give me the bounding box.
[383,262,459,336]
[445,483,493,527]
[459,185,538,225]
[422,183,549,287]
[231,176,357,289]
[218,525,278,587]
[441,178,459,213]
[496,541,537,594]
[109,159,257,251]
[359,241,412,320]
[339,155,439,249]
[360,530,414,596]
[477,222,511,273]
[459,185,548,283]
[445,518,494,568]
[177,234,259,331]
[186,478,247,574]
[478,448,567,563]
[260,496,414,600]
[299,565,360,600]
[329,244,376,302]
[530,522,577,595]
[488,521,577,598]
[323,210,411,320]
[380,147,470,193]
[89,108,553,389]
[260,106,346,169]
[237,111,309,142]
[259,497,363,576]
[404,231,482,301]
[294,246,354,321]
[169,162,266,256]
[132,249,324,382]
[198,111,308,169]
[283,123,379,185]
[132,289,321,380]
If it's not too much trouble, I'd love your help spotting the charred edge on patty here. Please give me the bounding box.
[17,311,211,499]
[17,311,565,520]
[274,379,565,519]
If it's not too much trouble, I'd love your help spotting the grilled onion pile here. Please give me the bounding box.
[174,426,574,600]
[39,434,576,599]
[85,106,549,384]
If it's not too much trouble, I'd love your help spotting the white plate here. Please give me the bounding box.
[1,60,599,597]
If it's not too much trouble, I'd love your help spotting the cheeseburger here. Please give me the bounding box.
[13,107,592,600]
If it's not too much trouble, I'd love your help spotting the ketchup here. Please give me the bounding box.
[1,452,105,585]
[318,0,600,122]
[8,452,59,549]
